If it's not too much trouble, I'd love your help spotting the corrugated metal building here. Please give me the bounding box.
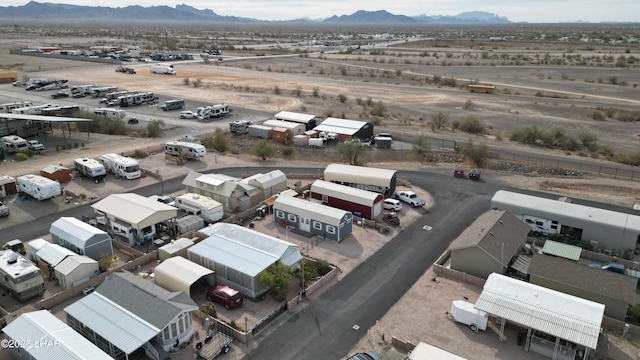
[310,179,384,220]
[190,222,303,298]
[274,111,318,130]
[324,163,397,197]
[313,117,373,140]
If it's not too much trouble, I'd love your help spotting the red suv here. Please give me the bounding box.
[207,285,244,309]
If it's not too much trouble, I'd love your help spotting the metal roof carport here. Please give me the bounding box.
[154,256,214,296]
[3,310,113,360]
[475,273,605,360]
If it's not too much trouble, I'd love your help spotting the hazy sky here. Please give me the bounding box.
[7,0,639,22]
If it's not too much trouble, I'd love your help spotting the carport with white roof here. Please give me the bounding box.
[154,256,214,296]
[475,273,605,360]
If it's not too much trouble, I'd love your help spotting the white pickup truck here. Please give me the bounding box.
[395,190,426,208]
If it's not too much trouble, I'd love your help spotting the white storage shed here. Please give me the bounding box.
[35,243,76,267]
[54,255,100,289]
[26,238,48,262]
[158,237,195,261]
[262,119,306,136]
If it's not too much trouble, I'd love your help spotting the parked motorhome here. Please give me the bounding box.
[17,174,61,200]
[88,86,118,98]
[163,141,206,160]
[230,120,251,135]
[99,153,141,180]
[94,107,126,120]
[74,157,107,183]
[2,135,28,154]
[175,193,224,223]
[0,250,45,301]
[161,98,185,111]
[70,84,98,95]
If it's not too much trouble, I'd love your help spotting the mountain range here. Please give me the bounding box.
[0,2,513,24]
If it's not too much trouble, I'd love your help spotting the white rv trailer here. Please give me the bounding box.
[117,92,156,107]
[11,103,58,115]
[74,157,107,183]
[163,141,206,160]
[175,193,223,223]
[99,153,141,180]
[1,135,28,153]
[17,174,62,200]
[196,104,230,119]
[94,107,126,120]
[0,250,45,301]
[0,101,33,113]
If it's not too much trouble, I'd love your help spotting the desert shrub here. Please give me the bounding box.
[589,111,605,121]
[281,147,294,157]
[458,116,486,134]
[369,101,386,117]
[338,94,348,103]
[134,149,148,158]
[14,152,29,161]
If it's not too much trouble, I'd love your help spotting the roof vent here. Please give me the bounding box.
[489,231,494,236]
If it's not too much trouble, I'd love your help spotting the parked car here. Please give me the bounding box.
[72,92,86,98]
[395,190,426,208]
[347,351,382,360]
[469,169,481,180]
[12,81,26,87]
[0,201,9,217]
[180,111,198,119]
[383,198,402,211]
[207,285,244,309]
[453,168,465,177]
[27,139,44,151]
[50,91,69,99]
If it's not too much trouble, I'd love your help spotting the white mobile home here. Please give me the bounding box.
[175,193,224,223]
[324,163,397,197]
[274,190,353,242]
[490,190,640,254]
[50,216,113,261]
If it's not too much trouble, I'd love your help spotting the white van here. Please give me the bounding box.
[383,198,402,211]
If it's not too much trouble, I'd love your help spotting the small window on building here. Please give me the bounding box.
[525,219,533,224]
[276,210,284,219]
[551,225,557,229]
[313,221,322,230]
[326,225,335,234]
[346,217,352,224]
[288,214,297,222]
[535,221,543,226]
[552,220,559,224]
[322,194,328,203]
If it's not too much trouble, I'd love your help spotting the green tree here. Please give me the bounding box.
[258,262,293,301]
[98,253,113,272]
[336,139,368,165]
[460,139,489,167]
[211,128,229,152]
[146,119,165,138]
[252,140,276,160]
[413,134,430,157]
[428,111,449,131]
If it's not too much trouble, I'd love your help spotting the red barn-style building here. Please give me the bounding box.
[310,179,383,220]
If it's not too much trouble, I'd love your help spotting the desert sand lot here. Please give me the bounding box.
[1,32,640,360]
